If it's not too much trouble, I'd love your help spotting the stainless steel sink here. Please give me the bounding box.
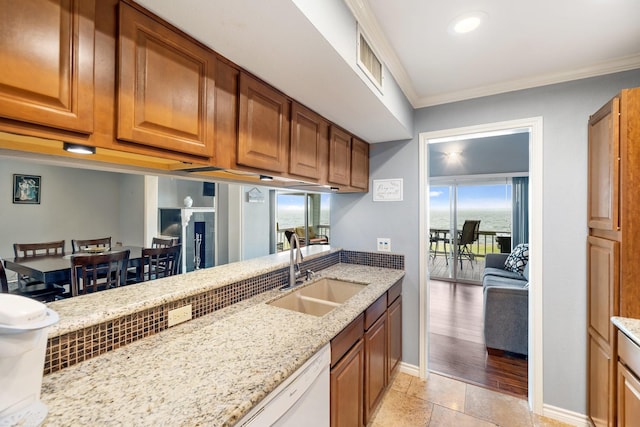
[268,278,368,316]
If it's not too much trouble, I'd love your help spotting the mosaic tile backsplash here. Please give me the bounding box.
[44,250,404,374]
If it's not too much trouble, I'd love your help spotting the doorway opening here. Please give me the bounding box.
[419,117,543,412]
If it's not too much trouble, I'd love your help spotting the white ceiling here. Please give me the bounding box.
[134,0,640,143]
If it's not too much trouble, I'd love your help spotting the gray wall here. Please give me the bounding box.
[331,68,640,414]
[0,159,144,261]
[242,185,272,260]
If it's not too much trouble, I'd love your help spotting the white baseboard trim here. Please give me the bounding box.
[398,361,419,377]
[543,404,591,427]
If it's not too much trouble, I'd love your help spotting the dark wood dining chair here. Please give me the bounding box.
[14,240,65,258]
[141,245,181,281]
[13,240,66,286]
[0,258,65,302]
[70,250,130,296]
[72,237,112,253]
[151,237,179,248]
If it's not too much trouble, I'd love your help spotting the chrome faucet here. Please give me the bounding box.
[289,232,304,287]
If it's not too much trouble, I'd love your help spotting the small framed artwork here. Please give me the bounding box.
[13,174,41,204]
[373,178,403,202]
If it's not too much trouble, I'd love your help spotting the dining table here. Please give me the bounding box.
[3,246,144,292]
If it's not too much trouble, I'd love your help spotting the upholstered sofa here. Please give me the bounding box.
[482,252,529,356]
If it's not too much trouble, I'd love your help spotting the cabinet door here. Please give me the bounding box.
[118,3,215,157]
[289,102,328,180]
[364,313,387,424]
[618,362,640,426]
[328,126,352,186]
[588,236,620,345]
[351,137,369,191]
[387,296,402,377]
[331,338,364,427]
[238,73,291,173]
[589,336,615,427]
[0,0,95,133]
[588,97,620,230]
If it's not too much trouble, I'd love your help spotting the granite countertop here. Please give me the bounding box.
[40,263,405,426]
[612,316,640,347]
[45,245,338,337]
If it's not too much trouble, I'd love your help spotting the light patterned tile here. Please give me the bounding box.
[407,373,466,411]
[390,372,413,393]
[465,384,533,427]
[531,413,575,426]
[371,388,432,427]
[429,404,498,427]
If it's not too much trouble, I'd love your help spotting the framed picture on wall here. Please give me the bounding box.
[13,174,41,204]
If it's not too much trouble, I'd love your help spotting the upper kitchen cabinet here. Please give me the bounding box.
[0,0,95,133]
[588,98,620,231]
[238,72,291,174]
[328,126,352,187]
[289,102,329,181]
[117,2,216,158]
[351,137,369,191]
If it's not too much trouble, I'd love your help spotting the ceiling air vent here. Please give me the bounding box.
[357,25,383,93]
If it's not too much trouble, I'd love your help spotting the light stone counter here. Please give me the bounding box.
[40,262,405,426]
[46,245,338,337]
[612,316,640,347]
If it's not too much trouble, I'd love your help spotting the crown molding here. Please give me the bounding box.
[416,54,640,108]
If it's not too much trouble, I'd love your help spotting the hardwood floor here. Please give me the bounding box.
[429,280,528,398]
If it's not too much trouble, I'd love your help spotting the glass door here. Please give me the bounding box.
[429,180,512,283]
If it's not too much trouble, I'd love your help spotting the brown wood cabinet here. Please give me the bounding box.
[364,302,387,424]
[617,331,640,427]
[290,102,329,180]
[587,88,640,427]
[387,292,403,377]
[0,0,95,134]
[0,0,370,191]
[237,72,291,173]
[117,2,216,157]
[331,314,365,427]
[330,280,402,426]
[350,137,369,191]
[328,126,352,186]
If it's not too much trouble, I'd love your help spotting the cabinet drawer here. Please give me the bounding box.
[619,330,640,375]
[387,280,402,305]
[365,294,387,330]
[331,313,364,367]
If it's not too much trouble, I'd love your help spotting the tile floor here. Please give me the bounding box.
[370,372,573,427]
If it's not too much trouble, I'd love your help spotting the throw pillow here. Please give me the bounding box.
[504,243,529,274]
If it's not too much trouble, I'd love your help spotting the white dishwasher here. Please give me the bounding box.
[237,344,330,426]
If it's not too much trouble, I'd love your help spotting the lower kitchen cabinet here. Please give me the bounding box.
[387,295,402,377]
[331,338,364,427]
[364,309,387,424]
[617,330,640,426]
[330,280,403,427]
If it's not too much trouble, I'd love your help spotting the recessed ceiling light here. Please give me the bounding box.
[449,11,487,35]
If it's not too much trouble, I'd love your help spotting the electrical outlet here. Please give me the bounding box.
[168,304,192,327]
[376,238,391,252]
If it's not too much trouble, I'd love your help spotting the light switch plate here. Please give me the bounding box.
[377,238,391,252]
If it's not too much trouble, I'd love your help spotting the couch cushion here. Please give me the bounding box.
[504,243,529,274]
[483,274,528,289]
[482,267,526,281]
